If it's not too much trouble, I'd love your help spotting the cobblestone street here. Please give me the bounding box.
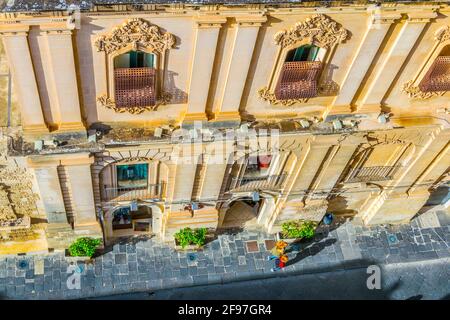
[0,210,449,300]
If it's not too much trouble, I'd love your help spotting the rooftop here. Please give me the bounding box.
[0,1,447,13]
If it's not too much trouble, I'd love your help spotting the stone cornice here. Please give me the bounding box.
[235,15,267,27]
[194,15,227,28]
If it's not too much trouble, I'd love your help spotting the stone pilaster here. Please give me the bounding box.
[330,10,401,115]
[60,156,98,226]
[358,11,436,113]
[42,27,85,133]
[213,15,266,122]
[28,158,68,225]
[184,15,227,122]
[0,26,48,135]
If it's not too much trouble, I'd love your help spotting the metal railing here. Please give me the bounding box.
[275,61,322,100]
[228,174,287,192]
[345,166,400,183]
[101,182,165,202]
[114,67,156,108]
[419,56,450,92]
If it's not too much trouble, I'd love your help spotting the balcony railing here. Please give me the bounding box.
[345,166,400,183]
[274,61,322,100]
[228,174,287,192]
[101,182,165,202]
[114,67,156,108]
[419,56,450,92]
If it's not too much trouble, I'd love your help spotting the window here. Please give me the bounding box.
[116,163,149,190]
[243,155,272,178]
[113,51,157,108]
[257,15,348,105]
[95,18,176,114]
[274,45,325,100]
[418,45,450,93]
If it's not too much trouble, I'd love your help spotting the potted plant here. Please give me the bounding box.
[277,220,317,243]
[174,227,208,250]
[65,237,102,262]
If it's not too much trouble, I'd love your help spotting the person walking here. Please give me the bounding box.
[271,254,289,272]
[267,240,288,261]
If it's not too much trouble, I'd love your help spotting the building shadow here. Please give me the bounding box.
[285,238,337,266]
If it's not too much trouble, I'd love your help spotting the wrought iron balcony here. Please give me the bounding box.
[419,56,450,92]
[228,174,287,192]
[274,61,322,100]
[101,182,165,202]
[114,67,156,108]
[344,166,400,183]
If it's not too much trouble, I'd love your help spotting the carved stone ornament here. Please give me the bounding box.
[401,80,446,100]
[402,26,450,99]
[94,18,176,54]
[435,25,450,43]
[274,14,348,49]
[258,87,308,106]
[97,92,172,115]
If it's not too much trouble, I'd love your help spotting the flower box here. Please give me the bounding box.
[275,232,302,244]
[64,249,93,263]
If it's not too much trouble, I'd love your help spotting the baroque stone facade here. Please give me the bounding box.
[0,1,448,254]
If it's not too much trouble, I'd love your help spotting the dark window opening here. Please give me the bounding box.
[285,45,320,62]
[244,155,272,178]
[116,163,149,190]
[114,51,155,69]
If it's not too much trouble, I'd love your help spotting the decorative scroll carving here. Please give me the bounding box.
[94,18,176,54]
[274,14,348,49]
[401,80,446,100]
[435,25,450,43]
[97,92,171,115]
[258,87,308,106]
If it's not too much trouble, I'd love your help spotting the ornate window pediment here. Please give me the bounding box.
[258,14,349,106]
[94,18,175,55]
[402,26,450,100]
[95,18,176,114]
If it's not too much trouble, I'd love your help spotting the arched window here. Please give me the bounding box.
[113,50,157,108]
[419,45,450,93]
[274,45,326,100]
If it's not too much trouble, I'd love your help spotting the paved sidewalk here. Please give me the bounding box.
[0,210,449,300]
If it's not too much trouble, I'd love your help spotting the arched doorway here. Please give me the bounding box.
[220,198,262,229]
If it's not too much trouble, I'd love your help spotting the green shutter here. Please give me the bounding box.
[145,54,155,68]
